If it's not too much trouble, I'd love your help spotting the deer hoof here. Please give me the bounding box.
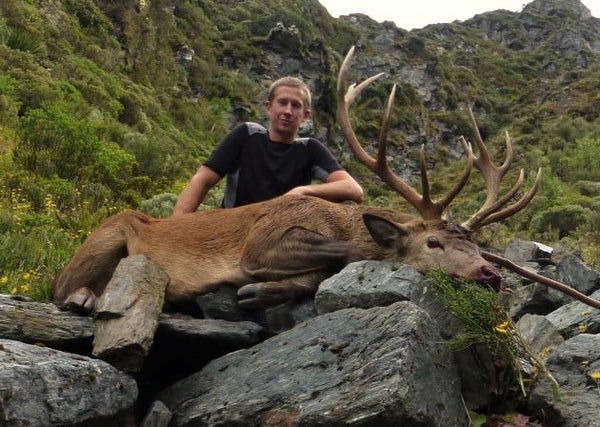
[237,283,262,309]
[61,287,96,315]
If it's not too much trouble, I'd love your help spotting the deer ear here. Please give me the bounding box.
[363,214,410,249]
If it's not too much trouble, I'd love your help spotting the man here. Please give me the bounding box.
[172,76,363,215]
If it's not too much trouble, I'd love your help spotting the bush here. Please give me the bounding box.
[530,204,590,239]
[81,141,137,192]
[16,104,101,180]
[140,193,177,218]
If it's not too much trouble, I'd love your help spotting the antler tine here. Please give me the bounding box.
[468,109,514,199]
[337,46,476,220]
[461,109,542,231]
[474,167,542,228]
[337,46,427,215]
[436,136,475,211]
[336,46,383,172]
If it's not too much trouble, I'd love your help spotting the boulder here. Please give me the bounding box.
[529,334,600,427]
[93,255,169,372]
[156,301,468,426]
[0,339,137,426]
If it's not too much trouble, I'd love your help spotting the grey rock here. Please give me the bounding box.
[315,260,426,313]
[0,294,93,351]
[93,255,169,372]
[508,282,565,318]
[504,239,554,263]
[195,284,244,321]
[546,289,600,338]
[516,313,564,355]
[141,400,172,427]
[157,313,264,348]
[0,339,137,427]
[157,301,468,427]
[263,297,317,334]
[529,333,600,427]
[555,252,600,295]
[315,260,460,338]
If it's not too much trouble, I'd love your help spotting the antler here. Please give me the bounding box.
[337,46,474,220]
[481,251,600,309]
[460,109,542,232]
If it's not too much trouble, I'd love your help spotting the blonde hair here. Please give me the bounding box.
[267,77,312,109]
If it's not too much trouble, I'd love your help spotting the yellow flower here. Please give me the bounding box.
[20,284,30,293]
[578,323,588,333]
[22,273,31,281]
[0,276,8,284]
[494,320,510,334]
[10,287,18,295]
[590,371,600,381]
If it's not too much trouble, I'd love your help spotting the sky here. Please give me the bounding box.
[319,0,600,31]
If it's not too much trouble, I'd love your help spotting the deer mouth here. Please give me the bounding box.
[478,265,503,291]
[453,266,503,292]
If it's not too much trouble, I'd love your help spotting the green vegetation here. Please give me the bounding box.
[430,270,559,420]
[1,1,600,299]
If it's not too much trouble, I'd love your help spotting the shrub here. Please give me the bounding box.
[81,141,137,192]
[530,204,590,239]
[16,104,101,180]
[140,193,177,218]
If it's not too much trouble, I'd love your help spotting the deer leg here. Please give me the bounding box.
[237,271,329,309]
[241,226,364,279]
[52,213,132,314]
[238,226,364,307]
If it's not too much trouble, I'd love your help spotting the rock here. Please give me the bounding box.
[516,313,564,355]
[0,294,93,353]
[529,334,600,427]
[0,339,137,427]
[92,255,169,372]
[174,44,194,70]
[315,260,426,313]
[156,313,265,348]
[135,313,267,407]
[263,297,317,334]
[156,301,468,426]
[508,282,565,318]
[546,289,600,338]
[555,252,600,295]
[141,400,172,427]
[315,260,461,338]
[504,239,554,263]
[3,240,600,425]
[195,284,244,321]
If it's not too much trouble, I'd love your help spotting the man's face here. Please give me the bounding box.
[265,85,311,142]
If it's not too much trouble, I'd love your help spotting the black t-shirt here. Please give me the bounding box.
[204,122,343,207]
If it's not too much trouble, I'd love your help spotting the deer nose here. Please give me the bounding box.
[478,265,503,291]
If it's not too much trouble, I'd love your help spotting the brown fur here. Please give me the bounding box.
[52,194,500,311]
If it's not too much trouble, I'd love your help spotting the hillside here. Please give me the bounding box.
[1,0,600,298]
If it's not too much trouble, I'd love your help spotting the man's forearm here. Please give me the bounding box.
[285,180,364,203]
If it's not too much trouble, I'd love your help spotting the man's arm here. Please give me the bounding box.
[172,165,221,216]
[284,170,364,203]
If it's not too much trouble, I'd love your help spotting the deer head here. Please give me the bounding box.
[336,46,542,290]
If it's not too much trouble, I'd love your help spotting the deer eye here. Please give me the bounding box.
[427,236,443,249]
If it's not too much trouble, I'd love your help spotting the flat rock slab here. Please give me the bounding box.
[529,333,600,426]
[0,339,137,426]
[157,301,467,426]
[93,255,169,372]
[0,294,93,350]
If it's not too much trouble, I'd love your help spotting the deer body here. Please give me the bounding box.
[52,194,499,312]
